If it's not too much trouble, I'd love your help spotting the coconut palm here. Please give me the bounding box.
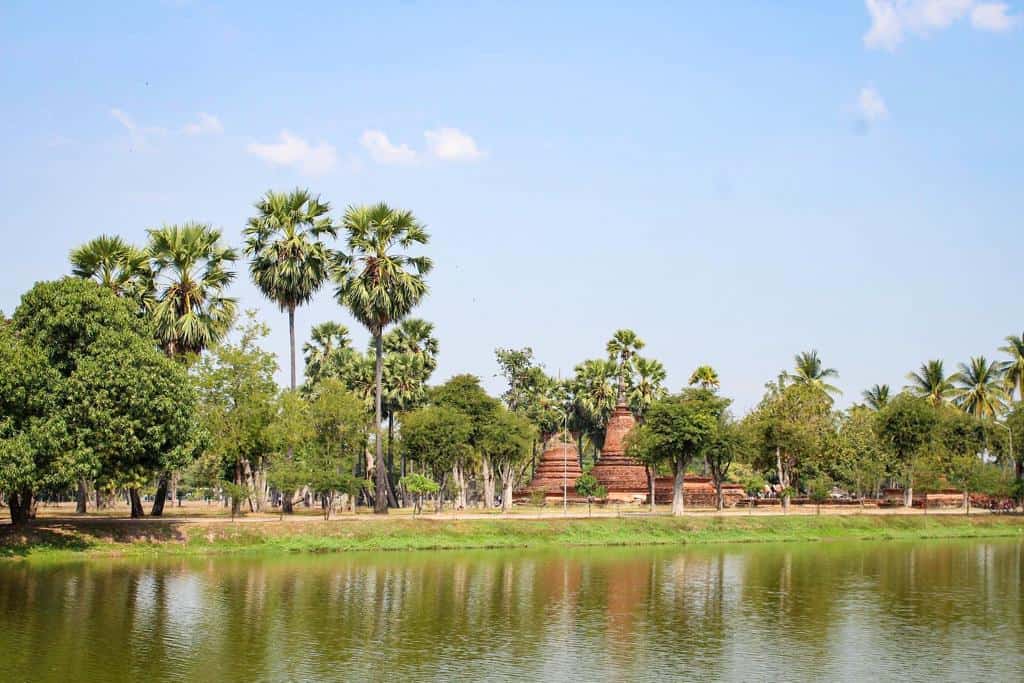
[146,223,238,359]
[303,321,351,384]
[606,329,645,404]
[1000,332,1024,401]
[861,384,890,410]
[70,234,151,301]
[630,356,668,420]
[688,364,720,391]
[244,188,336,389]
[904,359,956,407]
[954,356,1008,418]
[788,350,841,397]
[334,203,432,514]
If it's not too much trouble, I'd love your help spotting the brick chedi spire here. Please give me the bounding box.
[515,434,584,501]
[591,397,648,500]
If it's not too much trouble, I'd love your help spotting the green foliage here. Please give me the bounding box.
[400,406,473,483]
[69,234,151,301]
[574,472,606,500]
[875,394,939,482]
[954,356,1008,418]
[905,359,956,407]
[400,473,439,514]
[643,389,730,472]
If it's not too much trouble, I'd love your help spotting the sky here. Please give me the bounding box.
[1,1,1022,412]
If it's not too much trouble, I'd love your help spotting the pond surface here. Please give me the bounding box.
[1,538,1022,681]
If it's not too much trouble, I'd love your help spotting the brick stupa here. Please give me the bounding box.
[515,434,584,501]
[591,399,648,501]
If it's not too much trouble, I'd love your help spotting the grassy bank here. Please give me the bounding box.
[2,513,1022,563]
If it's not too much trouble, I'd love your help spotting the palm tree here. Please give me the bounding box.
[1000,333,1024,401]
[147,223,238,359]
[384,352,428,485]
[303,321,351,384]
[630,357,668,420]
[244,188,336,389]
[861,384,890,410]
[688,364,720,391]
[70,234,151,300]
[572,358,619,453]
[334,203,432,514]
[606,329,644,405]
[384,318,439,375]
[788,350,841,397]
[905,359,956,407]
[954,356,1008,418]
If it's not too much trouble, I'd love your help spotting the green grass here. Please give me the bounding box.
[2,514,1022,563]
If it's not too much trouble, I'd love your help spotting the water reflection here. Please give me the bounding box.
[1,539,1021,681]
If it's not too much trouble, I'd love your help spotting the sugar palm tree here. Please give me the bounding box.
[572,358,619,452]
[788,350,841,398]
[334,203,432,514]
[146,223,238,359]
[1000,332,1024,401]
[303,321,351,384]
[688,364,720,391]
[905,359,956,407]
[630,356,668,421]
[384,318,439,376]
[954,356,1008,418]
[70,234,151,301]
[384,352,428,485]
[606,329,644,405]
[861,384,890,410]
[244,188,336,389]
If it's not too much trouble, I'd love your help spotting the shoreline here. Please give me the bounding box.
[2,511,1022,563]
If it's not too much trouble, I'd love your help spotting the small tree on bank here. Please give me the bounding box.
[400,473,440,515]
[574,472,606,516]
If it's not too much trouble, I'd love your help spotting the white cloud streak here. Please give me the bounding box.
[247,130,337,176]
[183,112,224,135]
[858,86,889,122]
[359,130,418,164]
[864,0,1019,49]
[424,127,483,161]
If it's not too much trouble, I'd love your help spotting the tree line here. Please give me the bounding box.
[1,185,1022,523]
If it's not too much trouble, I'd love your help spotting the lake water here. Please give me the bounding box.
[1,539,1022,682]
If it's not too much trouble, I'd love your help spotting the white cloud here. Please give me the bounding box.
[110,108,166,147]
[858,86,889,122]
[424,127,483,161]
[183,112,224,135]
[971,2,1020,30]
[863,0,1018,49]
[247,130,337,176]
[359,130,418,164]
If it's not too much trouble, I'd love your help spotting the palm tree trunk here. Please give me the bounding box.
[288,304,297,390]
[373,332,387,514]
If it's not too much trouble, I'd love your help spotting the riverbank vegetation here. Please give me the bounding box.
[2,514,1021,562]
[1,186,1023,527]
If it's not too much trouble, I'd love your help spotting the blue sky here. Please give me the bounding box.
[1,1,1022,411]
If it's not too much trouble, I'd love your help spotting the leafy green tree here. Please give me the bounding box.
[688,365,720,391]
[861,384,890,410]
[905,359,956,407]
[573,472,606,516]
[400,406,472,512]
[479,407,534,511]
[875,394,939,507]
[624,423,663,511]
[954,356,1008,418]
[399,473,439,515]
[747,383,833,511]
[788,350,840,399]
[834,407,890,500]
[245,188,336,389]
[606,329,644,404]
[432,374,500,508]
[146,222,238,359]
[265,459,308,520]
[641,389,727,515]
[704,419,748,510]
[192,313,278,512]
[334,203,432,513]
[264,389,316,512]
[306,379,367,517]
[1000,332,1024,401]
[1004,403,1024,482]
[805,474,832,515]
[384,352,428,484]
[69,234,150,301]
[0,325,65,525]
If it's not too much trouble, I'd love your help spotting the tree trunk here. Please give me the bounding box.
[151,474,169,516]
[776,447,790,513]
[373,333,388,514]
[671,459,685,516]
[170,471,179,507]
[716,479,724,511]
[481,457,496,508]
[76,478,89,514]
[288,304,297,390]
[386,413,401,508]
[129,488,144,518]
[8,489,32,526]
[501,474,514,513]
[647,465,655,512]
[904,486,914,508]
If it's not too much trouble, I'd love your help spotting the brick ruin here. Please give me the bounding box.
[590,400,649,501]
[515,434,584,501]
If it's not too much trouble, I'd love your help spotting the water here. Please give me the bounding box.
[1,539,1022,682]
